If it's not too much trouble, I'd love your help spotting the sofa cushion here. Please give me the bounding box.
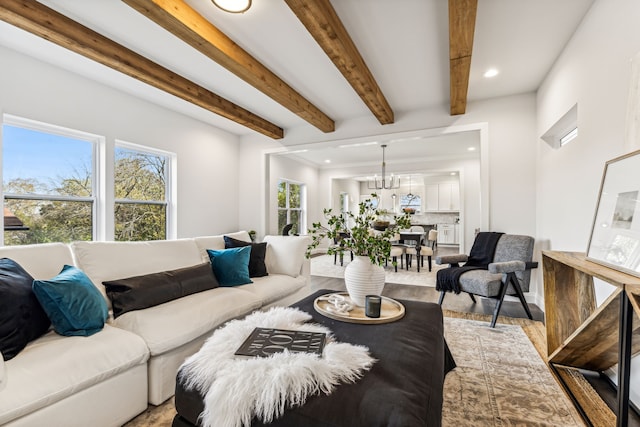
[207,247,253,286]
[0,352,4,384]
[458,269,503,297]
[262,235,311,277]
[0,258,51,361]
[237,274,307,306]
[224,236,268,278]
[32,265,109,337]
[0,325,148,425]
[71,239,203,309]
[0,242,75,280]
[104,263,219,318]
[111,287,262,356]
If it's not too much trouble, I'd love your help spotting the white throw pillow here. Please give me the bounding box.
[263,235,311,277]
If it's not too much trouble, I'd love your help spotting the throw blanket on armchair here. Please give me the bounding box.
[178,307,375,427]
[436,232,504,293]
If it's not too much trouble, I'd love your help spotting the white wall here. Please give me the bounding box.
[536,0,640,407]
[0,45,241,238]
[332,179,361,216]
[537,0,640,252]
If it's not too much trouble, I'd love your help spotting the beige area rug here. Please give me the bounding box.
[310,254,448,287]
[124,312,585,427]
[440,312,584,426]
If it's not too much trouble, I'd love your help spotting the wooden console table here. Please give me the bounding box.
[542,251,640,426]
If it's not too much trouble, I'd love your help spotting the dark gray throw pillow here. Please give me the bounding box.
[223,236,268,277]
[103,263,219,318]
[0,258,51,361]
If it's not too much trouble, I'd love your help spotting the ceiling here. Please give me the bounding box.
[278,130,481,173]
[0,0,594,170]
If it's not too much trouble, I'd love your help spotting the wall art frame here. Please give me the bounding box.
[586,149,640,277]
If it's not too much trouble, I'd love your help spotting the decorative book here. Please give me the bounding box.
[234,327,326,358]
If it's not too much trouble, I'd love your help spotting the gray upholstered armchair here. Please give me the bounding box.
[435,233,537,327]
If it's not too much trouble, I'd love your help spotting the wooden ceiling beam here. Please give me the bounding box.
[0,0,283,139]
[449,0,477,116]
[284,0,394,125]
[123,0,335,133]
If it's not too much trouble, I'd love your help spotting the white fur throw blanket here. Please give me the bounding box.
[179,307,375,427]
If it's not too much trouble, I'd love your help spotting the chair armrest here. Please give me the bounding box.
[488,260,526,274]
[435,254,468,265]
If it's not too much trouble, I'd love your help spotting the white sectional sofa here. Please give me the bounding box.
[0,231,311,427]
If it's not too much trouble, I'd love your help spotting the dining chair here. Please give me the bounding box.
[388,232,405,272]
[399,229,424,272]
[405,229,435,271]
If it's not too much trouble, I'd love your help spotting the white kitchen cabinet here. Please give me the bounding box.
[453,224,460,244]
[437,224,456,244]
[450,184,460,211]
[437,183,460,211]
[425,182,460,212]
[425,184,439,211]
[438,185,451,212]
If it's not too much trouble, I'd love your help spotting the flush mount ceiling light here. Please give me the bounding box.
[483,68,499,78]
[368,144,400,190]
[212,0,252,13]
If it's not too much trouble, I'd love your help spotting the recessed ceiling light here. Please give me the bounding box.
[483,68,499,78]
[450,172,457,176]
[467,146,476,151]
[324,159,331,164]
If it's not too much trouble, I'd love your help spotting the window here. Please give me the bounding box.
[560,127,578,146]
[114,142,172,241]
[277,180,305,235]
[400,194,421,212]
[2,116,100,246]
[541,104,578,149]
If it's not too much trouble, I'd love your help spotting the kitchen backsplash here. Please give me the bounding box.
[409,212,459,225]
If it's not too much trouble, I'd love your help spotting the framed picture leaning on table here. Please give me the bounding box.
[587,149,640,277]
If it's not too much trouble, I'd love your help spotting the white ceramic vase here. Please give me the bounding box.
[344,255,386,307]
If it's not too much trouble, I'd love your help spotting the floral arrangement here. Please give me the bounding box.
[305,194,412,266]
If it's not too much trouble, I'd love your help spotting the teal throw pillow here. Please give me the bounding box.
[207,247,253,286]
[32,265,109,337]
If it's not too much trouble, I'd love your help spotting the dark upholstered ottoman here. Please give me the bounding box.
[173,290,455,427]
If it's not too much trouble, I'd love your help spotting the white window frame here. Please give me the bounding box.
[1,114,105,244]
[541,104,578,149]
[114,140,176,240]
[400,193,422,211]
[277,179,306,234]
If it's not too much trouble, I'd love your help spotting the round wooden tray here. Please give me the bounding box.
[313,292,405,324]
